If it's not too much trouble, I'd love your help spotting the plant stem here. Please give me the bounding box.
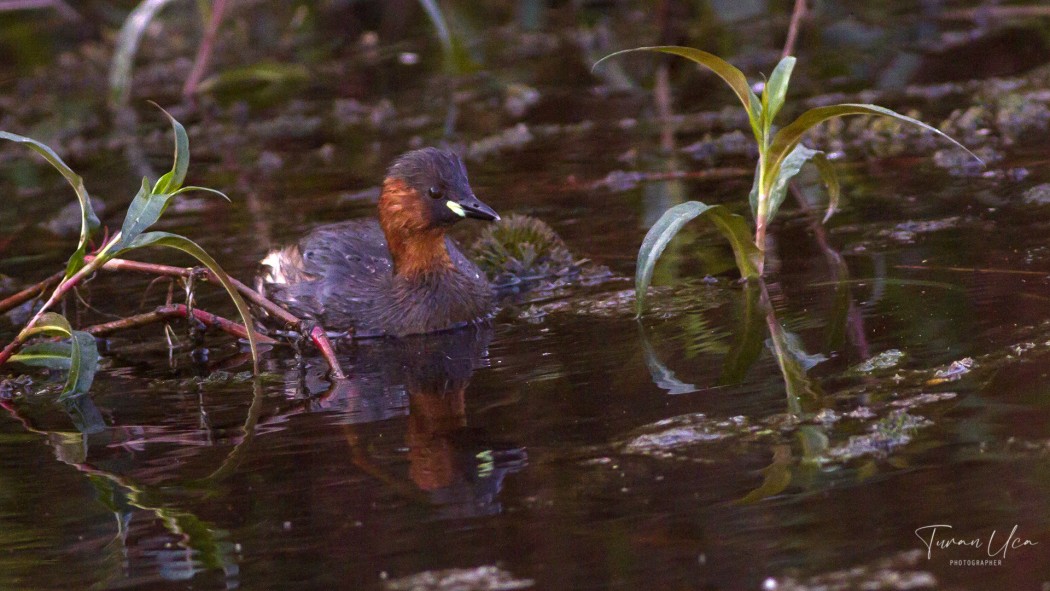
[85,303,277,344]
[307,325,346,380]
[183,0,231,98]
[89,255,300,326]
[87,255,348,379]
[781,0,806,59]
[0,271,63,315]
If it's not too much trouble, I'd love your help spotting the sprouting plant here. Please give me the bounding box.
[0,104,259,399]
[595,47,980,314]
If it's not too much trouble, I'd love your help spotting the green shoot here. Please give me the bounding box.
[0,105,258,399]
[595,47,981,315]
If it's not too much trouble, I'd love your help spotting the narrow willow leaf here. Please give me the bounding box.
[15,312,99,399]
[9,341,73,370]
[0,132,100,277]
[763,56,795,129]
[109,0,179,107]
[765,144,823,225]
[117,185,230,253]
[809,151,841,223]
[171,186,230,201]
[127,231,259,370]
[149,102,189,194]
[197,62,310,93]
[24,312,74,338]
[635,201,761,315]
[61,330,100,401]
[748,161,761,218]
[116,177,155,249]
[595,46,761,139]
[765,103,982,196]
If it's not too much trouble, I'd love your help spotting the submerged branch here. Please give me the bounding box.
[84,303,277,345]
[86,255,346,378]
[0,271,63,315]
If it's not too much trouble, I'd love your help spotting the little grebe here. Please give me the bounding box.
[260,148,499,337]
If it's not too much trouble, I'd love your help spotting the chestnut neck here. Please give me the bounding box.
[379,178,453,278]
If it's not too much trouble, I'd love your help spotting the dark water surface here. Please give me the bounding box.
[2,3,1050,590]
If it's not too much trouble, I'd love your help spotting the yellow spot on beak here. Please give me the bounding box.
[446,201,466,217]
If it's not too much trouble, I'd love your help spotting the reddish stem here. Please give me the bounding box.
[182,0,231,98]
[86,255,347,378]
[86,304,277,345]
[309,325,346,380]
[0,271,63,315]
[781,0,807,59]
[90,255,301,326]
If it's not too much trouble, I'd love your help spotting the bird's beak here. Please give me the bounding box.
[457,195,500,221]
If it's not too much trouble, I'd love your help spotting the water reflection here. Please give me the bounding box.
[286,325,528,519]
[1,324,525,587]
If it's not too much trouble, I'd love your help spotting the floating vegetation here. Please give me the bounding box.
[383,566,534,591]
[848,349,906,375]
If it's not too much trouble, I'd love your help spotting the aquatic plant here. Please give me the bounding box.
[595,47,979,314]
[470,214,573,280]
[0,105,259,399]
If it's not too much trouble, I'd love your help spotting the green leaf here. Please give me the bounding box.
[115,182,229,252]
[0,132,100,278]
[595,46,761,140]
[109,0,179,107]
[171,186,230,201]
[149,102,189,194]
[14,312,99,399]
[127,231,259,371]
[748,161,761,218]
[762,56,795,130]
[115,177,155,249]
[9,341,73,370]
[764,144,831,226]
[635,201,761,315]
[24,312,73,338]
[61,330,99,401]
[809,150,841,223]
[765,103,982,197]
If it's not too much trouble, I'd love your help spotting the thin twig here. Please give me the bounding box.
[0,0,79,19]
[940,6,1050,21]
[895,264,1049,277]
[0,271,63,315]
[86,255,347,378]
[85,303,276,344]
[182,0,231,98]
[781,0,807,59]
[309,325,346,380]
[90,255,301,325]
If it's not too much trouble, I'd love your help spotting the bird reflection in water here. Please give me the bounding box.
[283,323,527,519]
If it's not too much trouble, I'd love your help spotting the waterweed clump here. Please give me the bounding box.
[594,47,981,315]
[470,214,574,281]
[0,104,258,400]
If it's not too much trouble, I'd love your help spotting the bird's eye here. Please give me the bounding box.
[428,187,444,200]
